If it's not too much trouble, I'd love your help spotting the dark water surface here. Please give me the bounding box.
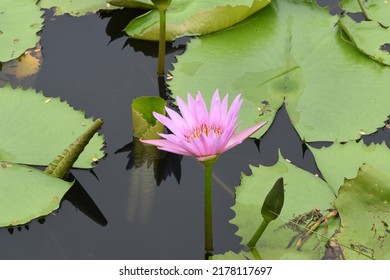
[1,5,389,260]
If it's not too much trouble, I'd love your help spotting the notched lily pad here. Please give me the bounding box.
[123,0,271,41]
[0,0,44,62]
[310,141,390,194]
[230,153,337,259]
[0,84,105,167]
[339,0,390,66]
[334,164,390,259]
[0,162,73,227]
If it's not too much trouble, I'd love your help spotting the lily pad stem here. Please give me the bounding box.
[247,218,271,248]
[157,7,167,76]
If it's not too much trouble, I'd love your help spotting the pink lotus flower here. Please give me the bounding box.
[141,90,267,162]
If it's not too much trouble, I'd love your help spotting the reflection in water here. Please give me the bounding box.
[128,160,157,223]
[158,75,168,99]
[116,137,182,223]
[129,138,160,223]
[0,45,42,88]
[124,36,187,58]
[116,137,182,184]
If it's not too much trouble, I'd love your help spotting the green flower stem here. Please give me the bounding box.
[247,218,271,248]
[157,7,167,76]
[203,158,218,252]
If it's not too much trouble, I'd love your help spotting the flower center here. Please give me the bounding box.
[188,124,222,140]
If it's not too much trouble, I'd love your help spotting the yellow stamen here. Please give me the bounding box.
[187,124,222,140]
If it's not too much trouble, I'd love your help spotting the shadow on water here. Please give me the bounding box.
[63,175,108,227]
[99,8,187,58]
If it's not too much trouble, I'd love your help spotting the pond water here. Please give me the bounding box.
[1,4,390,260]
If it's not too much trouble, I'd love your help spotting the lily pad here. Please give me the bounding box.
[0,162,73,227]
[334,164,390,260]
[39,0,115,16]
[310,141,390,194]
[0,84,105,167]
[123,0,271,41]
[0,86,104,227]
[0,0,44,62]
[339,0,390,66]
[230,154,337,259]
[169,0,390,142]
[132,96,165,139]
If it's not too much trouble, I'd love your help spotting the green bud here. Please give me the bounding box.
[261,177,285,221]
[247,178,285,248]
